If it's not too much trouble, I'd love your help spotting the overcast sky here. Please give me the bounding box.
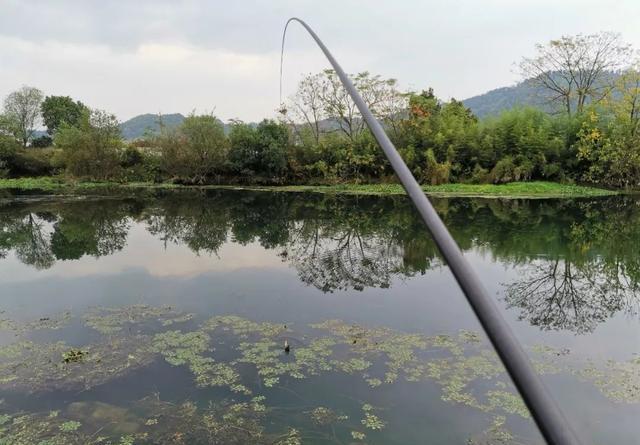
[1,0,639,122]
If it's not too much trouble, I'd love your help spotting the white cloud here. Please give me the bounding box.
[0,35,331,121]
[1,0,639,122]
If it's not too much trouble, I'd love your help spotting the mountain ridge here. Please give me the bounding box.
[118,80,549,139]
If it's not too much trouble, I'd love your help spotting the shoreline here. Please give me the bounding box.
[0,178,620,199]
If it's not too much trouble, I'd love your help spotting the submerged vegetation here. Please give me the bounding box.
[0,304,638,443]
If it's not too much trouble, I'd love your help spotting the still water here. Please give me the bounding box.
[0,189,638,444]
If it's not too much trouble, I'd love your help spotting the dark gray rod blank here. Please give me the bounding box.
[281,17,581,445]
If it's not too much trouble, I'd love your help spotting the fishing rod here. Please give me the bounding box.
[280,17,581,445]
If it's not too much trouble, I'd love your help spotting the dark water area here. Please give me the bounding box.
[0,190,638,444]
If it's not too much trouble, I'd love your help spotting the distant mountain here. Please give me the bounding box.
[119,113,260,140]
[462,81,548,118]
[462,71,621,118]
[119,113,186,140]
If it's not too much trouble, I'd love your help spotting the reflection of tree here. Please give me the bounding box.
[501,197,640,333]
[1,191,639,334]
[144,194,230,255]
[285,223,402,291]
[50,203,130,260]
[0,200,133,268]
[276,195,442,292]
[505,259,638,333]
[0,212,55,269]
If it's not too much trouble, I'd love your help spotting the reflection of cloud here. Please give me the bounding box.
[0,225,286,284]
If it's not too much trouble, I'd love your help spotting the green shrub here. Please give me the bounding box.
[0,135,19,177]
[120,146,144,168]
[31,135,53,148]
[10,148,58,176]
[117,149,162,183]
[55,110,122,180]
[229,119,289,180]
[490,156,516,183]
[158,114,228,184]
[470,164,490,184]
[423,149,451,185]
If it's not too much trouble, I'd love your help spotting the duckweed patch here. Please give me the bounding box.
[0,396,271,445]
[0,306,636,443]
[0,335,155,392]
[577,357,640,403]
[85,305,192,334]
[0,311,72,333]
[360,404,386,431]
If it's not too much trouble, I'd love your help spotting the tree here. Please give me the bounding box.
[313,70,404,141]
[576,106,640,188]
[281,72,326,145]
[2,86,44,147]
[55,109,123,180]
[520,32,632,116]
[158,114,228,184]
[608,64,640,137]
[41,96,88,135]
[229,120,289,179]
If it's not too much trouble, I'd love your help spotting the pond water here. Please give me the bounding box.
[0,189,638,444]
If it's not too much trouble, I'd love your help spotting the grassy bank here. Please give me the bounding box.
[229,182,618,198]
[0,177,618,198]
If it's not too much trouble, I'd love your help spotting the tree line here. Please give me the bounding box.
[1,31,639,188]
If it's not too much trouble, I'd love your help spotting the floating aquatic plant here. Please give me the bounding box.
[85,305,189,334]
[0,336,155,392]
[351,430,366,440]
[577,357,640,403]
[58,421,81,432]
[62,349,86,363]
[360,404,385,431]
[151,329,249,394]
[308,406,348,426]
[0,305,636,444]
[0,311,71,333]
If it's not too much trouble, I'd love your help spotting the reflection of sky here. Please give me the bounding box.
[1,217,639,444]
[1,219,637,363]
[0,224,288,284]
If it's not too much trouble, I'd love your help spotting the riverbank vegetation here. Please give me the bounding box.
[1,32,639,190]
[0,178,615,198]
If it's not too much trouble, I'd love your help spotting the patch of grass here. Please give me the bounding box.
[220,182,617,198]
[0,177,180,192]
[0,177,68,191]
[0,178,617,198]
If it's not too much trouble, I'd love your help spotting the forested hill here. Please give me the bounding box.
[119,85,547,139]
[119,113,185,140]
[120,74,615,138]
[462,71,621,118]
[120,113,256,139]
[462,81,545,118]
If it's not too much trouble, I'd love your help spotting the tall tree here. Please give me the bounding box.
[608,64,640,137]
[41,95,88,135]
[55,109,123,180]
[310,70,404,141]
[282,72,326,145]
[157,114,228,184]
[520,32,632,116]
[2,86,44,147]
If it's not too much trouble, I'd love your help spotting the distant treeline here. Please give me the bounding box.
[1,32,639,188]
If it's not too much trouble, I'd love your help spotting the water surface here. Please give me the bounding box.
[0,190,638,444]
